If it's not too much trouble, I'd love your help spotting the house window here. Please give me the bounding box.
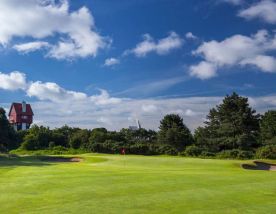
[22,116,28,119]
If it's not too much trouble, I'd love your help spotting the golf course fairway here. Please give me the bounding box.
[0,154,276,214]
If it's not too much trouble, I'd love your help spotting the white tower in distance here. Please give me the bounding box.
[136,119,141,129]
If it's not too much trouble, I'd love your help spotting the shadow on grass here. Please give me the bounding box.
[0,154,53,167]
[0,154,84,167]
[242,161,276,171]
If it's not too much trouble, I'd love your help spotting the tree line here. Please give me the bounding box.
[0,92,276,159]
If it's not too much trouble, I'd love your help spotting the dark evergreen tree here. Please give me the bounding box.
[158,114,193,151]
[0,108,17,152]
[197,92,260,151]
[260,110,276,145]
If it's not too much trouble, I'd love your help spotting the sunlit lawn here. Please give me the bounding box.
[0,154,276,214]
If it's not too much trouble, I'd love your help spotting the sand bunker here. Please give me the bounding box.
[38,156,83,163]
[242,161,276,171]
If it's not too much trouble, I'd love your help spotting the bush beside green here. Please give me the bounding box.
[256,145,276,159]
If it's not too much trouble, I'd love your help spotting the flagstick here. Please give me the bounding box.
[124,149,126,167]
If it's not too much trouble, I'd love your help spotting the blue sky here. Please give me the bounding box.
[1,0,276,130]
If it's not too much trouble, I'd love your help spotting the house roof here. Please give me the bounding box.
[8,103,34,116]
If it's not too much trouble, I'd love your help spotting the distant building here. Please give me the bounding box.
[128,119,142,131]
[129,126,139,131]
[8,101,34,131]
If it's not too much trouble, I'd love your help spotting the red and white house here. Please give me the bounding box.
[8,101,34,131]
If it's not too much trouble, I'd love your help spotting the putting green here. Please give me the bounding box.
[0,154,276,214]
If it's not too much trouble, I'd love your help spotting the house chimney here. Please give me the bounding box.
[22,101,26,113]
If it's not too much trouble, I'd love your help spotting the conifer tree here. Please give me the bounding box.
[158,114,193,151]
[0,108,17,152]
[196,93,260,151]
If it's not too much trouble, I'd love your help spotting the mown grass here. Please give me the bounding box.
[0,154,276,214]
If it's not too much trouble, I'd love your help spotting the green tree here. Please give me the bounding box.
[197,92,260,151]
[21,133,38,150]
[69,129,90,149]
[46,125,75,148]
[119,128,157,144]
[158,114,193,151]
[51,131,68,147]
[0,108,17,152]
[260,110,276,145]
[21,125,52,150]
[89,128,108,144]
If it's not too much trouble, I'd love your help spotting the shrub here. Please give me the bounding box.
[216,149,254,159]
[21,136,38,150]
[129,143,151,155]
[256,145,276,159]
[236,150,254,159]
[49,141,55,149]
[263,137,276,145]
[69,138,82,149]
[88,140,123,154]
[200,151,215,158]
[156,144,178,155]
[183,145,203,157]
[216,150,238,159]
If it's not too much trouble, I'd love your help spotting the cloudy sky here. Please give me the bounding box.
[1,0,276,131]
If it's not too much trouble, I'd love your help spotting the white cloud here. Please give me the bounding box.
[0,70,222,131]
[90,89,122,105]
[27,81,88,102]
[13,41,50,53]
[240,55,276,73]
[118,76,188,97]
[142,104,158,113]
[239,0,276,24]
[2,73,276,131]
[189,61,217,80]
[0,70,121,107]
[0,0,107,59]
[190,30,276,79]
[185,32,197,40]
[0,71,27,90]
[127,32,183,57]
[193,30,268,65]
[97,117,112,125]
[27,82,121,105]
[184,109,197,117]
[104,58,120,66]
